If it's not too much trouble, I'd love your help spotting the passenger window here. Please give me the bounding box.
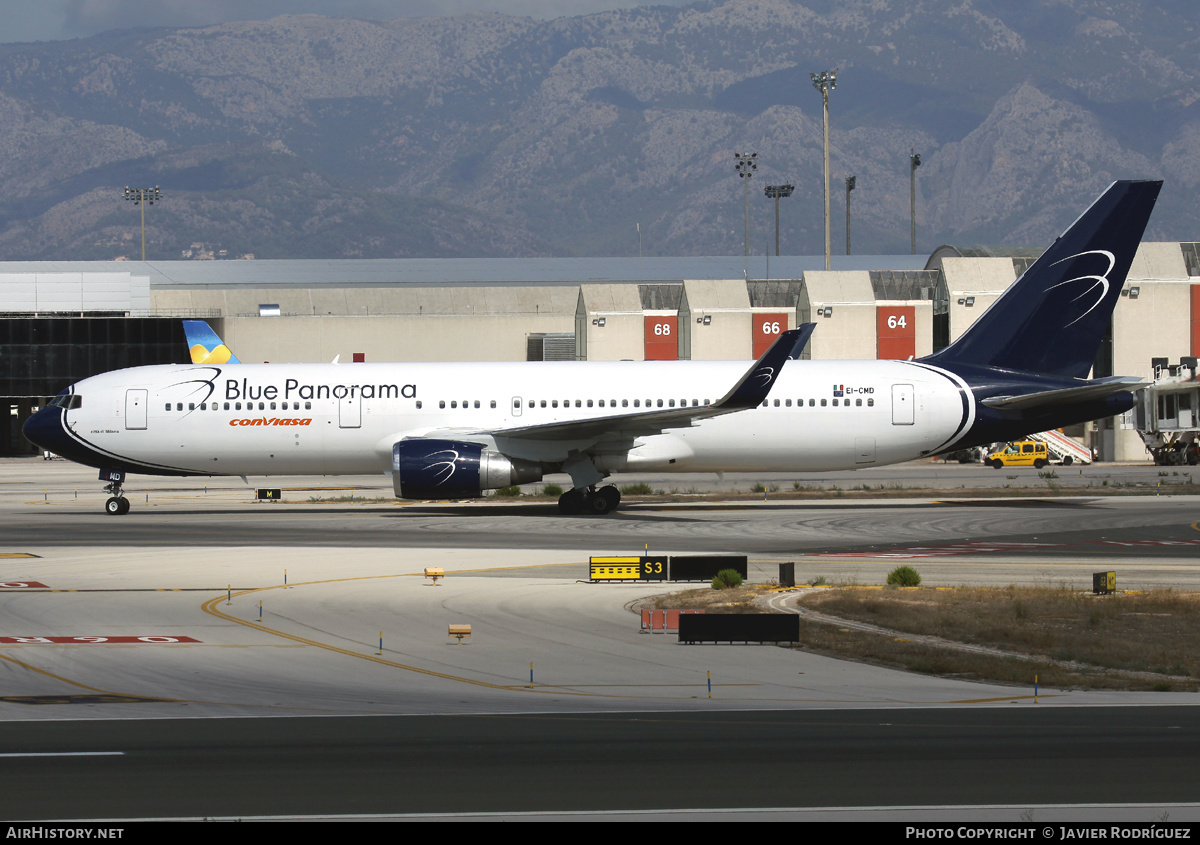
[868,398,874,406]
[587,399,593,408]
[305,402,311,410]
[490,400,496,408]
[164,403,171,411]
[474,400,480,409]
[440,401,446,409]
[821,399,827,407]
[416,401,422,409]
[552,400,558,408]
[622,399,628,407]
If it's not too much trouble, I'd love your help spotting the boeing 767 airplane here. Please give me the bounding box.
[24,180,1162,515]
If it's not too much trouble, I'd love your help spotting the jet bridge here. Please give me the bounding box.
[1133,356,1200,465]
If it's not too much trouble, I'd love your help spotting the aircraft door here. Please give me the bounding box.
[891,384,914,425]
[125,389,147,430]
[339,395,361,428]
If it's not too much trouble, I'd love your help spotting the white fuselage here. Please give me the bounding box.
[56,358,973,479]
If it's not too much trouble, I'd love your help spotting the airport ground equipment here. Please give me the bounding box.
[1025,429,1092,465]
[424,567,444,585]
[1133,357,1200,465]
[448,624,471,644]
[678,614,800,644]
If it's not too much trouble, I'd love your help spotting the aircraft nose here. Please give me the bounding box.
[22,405,68,454]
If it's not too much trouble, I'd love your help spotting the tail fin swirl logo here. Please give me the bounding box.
[1047,249,1116,327]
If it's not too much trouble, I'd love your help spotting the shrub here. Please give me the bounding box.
[711,569,744,590]
[493,485,523,497]
[542,484,564,497]
[886,565,921,587]
[620,482,654,495]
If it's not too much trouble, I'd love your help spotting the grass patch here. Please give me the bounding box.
[643,584,1200,691]
[796,586,1200,691]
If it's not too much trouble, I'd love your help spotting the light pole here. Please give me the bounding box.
[735,152,757,257]
[909,150,921,255]
[764,183,794,256]
[123,186,162,261]
[811,68,836,270]
[845,175,856,255]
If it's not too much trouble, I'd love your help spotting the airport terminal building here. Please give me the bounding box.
[4,245,1200,461]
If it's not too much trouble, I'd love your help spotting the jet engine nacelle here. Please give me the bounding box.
[392,439,542,500]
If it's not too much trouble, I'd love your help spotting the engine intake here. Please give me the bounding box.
[392,439,541,500]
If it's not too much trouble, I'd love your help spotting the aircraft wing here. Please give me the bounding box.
[414,324,814,445]
[980,376,1146,411]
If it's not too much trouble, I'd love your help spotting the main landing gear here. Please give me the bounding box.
[557,485,621,515]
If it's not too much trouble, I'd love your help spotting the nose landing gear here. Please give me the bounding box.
[100,470,130,516]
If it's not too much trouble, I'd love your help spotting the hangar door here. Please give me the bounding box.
[753,314,790,358]
[644,316,678,360]
[877,306,916,360]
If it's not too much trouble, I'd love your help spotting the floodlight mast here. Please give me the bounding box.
[845,175,856,255]
[811,69,837,270]
[764,183,794,257]
[123,186,162,261]
[909,150,921,255]
[735,152,758,257]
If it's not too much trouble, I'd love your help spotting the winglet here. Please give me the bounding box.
[183,320,240,365]
[714,323,814,411]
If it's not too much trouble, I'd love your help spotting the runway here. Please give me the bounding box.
[2,458,1199,819]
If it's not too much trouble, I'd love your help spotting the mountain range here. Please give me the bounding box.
[0,0,1196,261]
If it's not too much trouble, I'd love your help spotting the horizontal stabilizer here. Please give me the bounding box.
[981,376,1146,411]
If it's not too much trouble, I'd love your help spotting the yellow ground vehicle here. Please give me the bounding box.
[986,440,1050,469]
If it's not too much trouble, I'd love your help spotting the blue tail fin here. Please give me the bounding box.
[183,320,240,365]
[923,180,1161,379]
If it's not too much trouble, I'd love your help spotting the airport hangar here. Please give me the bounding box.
[3,243,1200,462]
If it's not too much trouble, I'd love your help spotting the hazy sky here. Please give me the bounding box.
[0,0,686,43]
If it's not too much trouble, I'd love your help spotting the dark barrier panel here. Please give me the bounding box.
[678,614,799,644]
[779,562,795,588]
[668,555,748,582]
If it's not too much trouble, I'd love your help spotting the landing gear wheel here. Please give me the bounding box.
[558,489,585,515]
[586,485,621,515]
[105,496,130,516]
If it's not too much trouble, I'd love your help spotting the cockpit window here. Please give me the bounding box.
[48,394,82,409]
